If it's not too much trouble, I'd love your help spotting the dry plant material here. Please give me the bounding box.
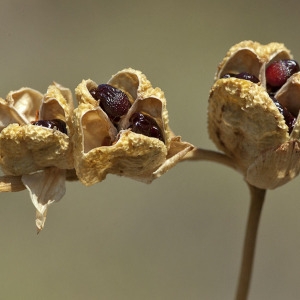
[208,41,300,189]
[0,68,193,231]
[0,83,74,232]
[73,68,194,186]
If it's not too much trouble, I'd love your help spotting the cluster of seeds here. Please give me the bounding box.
[222,59,300,133]
[29,83,164,142]
[89,83,164,142]
[0,69,196,232]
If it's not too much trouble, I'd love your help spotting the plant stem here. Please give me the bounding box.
[0,175,25,192]
[183,148,266,299]
[182,147,238,171]
[235,184,266,300]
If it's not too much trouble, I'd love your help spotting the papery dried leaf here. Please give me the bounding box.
[21,167,66,232]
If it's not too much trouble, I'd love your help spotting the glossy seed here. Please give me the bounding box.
[270,97,296,134]
[31,119,68,135]
[222,72,259,83]
[90,84,131,122]
[266,59,300,88]
[129,112,164,142]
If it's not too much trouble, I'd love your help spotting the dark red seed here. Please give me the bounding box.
[266,59,300,88]
[31,119,68,134]
[89,84,131,122]
[235,72,259,83]
[129,112,164,142]
[270,97,296,133]
[222,72,259,83]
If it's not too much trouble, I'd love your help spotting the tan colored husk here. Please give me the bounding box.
[215,40,292,81]
[73,68,194,185]
[0,82,74,231]
[0,123,72,175]
[208,41,300,189]
[0,83,74,175]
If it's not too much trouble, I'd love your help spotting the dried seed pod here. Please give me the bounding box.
[0,83,74,175]
[0,82,74,231]
[208,41,300,189]
[74,68,193,185]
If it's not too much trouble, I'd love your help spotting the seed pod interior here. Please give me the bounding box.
[74,68,193,185]
[0,83,74,175]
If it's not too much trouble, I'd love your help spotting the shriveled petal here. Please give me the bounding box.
[21,167,66,232]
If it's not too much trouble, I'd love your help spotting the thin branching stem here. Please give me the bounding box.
[235,184,266,300]
[182,147,238,171]
[183,148,266,299]
[1,146,264,300]
[0,175,25,192]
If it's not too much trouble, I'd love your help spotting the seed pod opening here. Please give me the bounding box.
[208,41,300,189]
[74,68,193,185]
[0,83,74,175]
[0,82,75,231]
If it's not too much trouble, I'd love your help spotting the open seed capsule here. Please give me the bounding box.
[208,41,300,189]
[0,83,74,175]
[73,68,193,185]
[0,82,74,231]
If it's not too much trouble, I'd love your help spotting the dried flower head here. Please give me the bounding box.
[0,82,74,231]
[208,41,300,189]
[73,68,193,185]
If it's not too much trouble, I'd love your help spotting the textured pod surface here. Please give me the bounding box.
[208,41,300,189]
[0,83,74,175]
[0,83,74,231]
[74,68,193,185]
[0,123,71,175]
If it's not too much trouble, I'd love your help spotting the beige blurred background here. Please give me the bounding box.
[1,1,300,299]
